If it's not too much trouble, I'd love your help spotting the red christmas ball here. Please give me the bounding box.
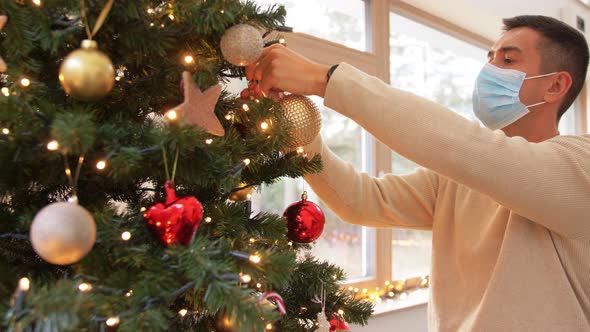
[144,181,203,246]
[329,316,350,331]
[283,192,325,243]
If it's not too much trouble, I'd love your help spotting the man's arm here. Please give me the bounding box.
[303,136,438,230]
[325,63,590,239]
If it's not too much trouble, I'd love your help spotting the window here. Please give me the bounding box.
[389,12,486,279]
[256,0,368,51]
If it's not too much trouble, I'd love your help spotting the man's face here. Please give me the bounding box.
[488,27,551,107]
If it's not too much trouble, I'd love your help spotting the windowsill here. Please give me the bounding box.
[372,288,429,316]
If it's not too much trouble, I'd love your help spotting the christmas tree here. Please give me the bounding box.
[0,0,373,331]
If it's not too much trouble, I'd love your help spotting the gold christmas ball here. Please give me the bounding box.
[59,39,115,101]
[228,183,254,202]
[220,24,263,66]
[30,202,96,265]
[279,94,322,148]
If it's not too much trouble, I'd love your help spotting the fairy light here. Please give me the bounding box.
[47,140,59,151]
[160,23,165,28]
[296,147,304,154]
[348,287,353,291]
[249,254,261,264]
[96,160,107,170]
[220,9,225,14]
[256,283,262,289]
[33,0,41,6]
[150,22,155,27]
[338,309,344,315]
[115,76,121,81]
[168,14,175,20]
[121,231,131,241]
[147,8,155,14]
[249,238,255,244]
[376,297,383,303]
[241,274,252,283]
[184,55,194,64]
[388,291,394,297]
[1,87,9,96]
[204,217,212,223]
[178,309,188,317]
[354,288,359,293]
[260,121,269,130]
[279,38,286,44]
[362,288,368,294]
[205,138,213,145]
[266,323,273,330]
[288,241,293,246]
[166,110,178,120]
[332,274,337,280]
[140,207,147,212]
[1,128,9,135]
[78,282,92,292]
[19,278,30,291]
[242,104,250,111]
[126,290,133,297]
[224,113,233,120]
[385,281,390,286]
[20,78,30,87]
[106,316,120,327]
[243,158,251,166]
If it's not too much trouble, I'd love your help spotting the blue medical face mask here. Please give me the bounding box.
[472,63,557,130]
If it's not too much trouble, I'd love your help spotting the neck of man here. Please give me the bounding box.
[501,107,560,143]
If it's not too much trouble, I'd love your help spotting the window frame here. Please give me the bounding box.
[276,0,589,292]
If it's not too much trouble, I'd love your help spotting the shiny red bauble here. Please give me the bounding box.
[283,192,325,243]
[144,181,203,246]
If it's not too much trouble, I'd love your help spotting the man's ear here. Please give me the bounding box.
[545,71,573,104]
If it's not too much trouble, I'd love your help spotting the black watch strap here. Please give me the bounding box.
[326,64,339,83]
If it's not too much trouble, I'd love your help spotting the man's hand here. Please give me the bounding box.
[245,44,331,98]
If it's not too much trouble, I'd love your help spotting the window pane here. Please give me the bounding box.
[389,12,486,279]
[253,96,374,280]
[256,0,368,51]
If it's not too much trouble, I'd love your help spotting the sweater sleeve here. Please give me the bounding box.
[304,135,438,230]
[324,63,590,239]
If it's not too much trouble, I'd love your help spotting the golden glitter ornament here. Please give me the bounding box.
[59,39,115,101]
[220,24,263,66]
[279,94,322,148]
[228,183,254,202]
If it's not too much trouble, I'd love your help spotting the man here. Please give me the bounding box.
[247,15,590,331]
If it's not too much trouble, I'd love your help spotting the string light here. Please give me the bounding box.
[388,292,394,297]
[33,0,41,6]
[184,55,194,64]
[115,76,121,81]
[243,158,251,166]
[1,128,9,135]
[337,309,344,315]
[296,147,304,154]
[96,160,107,170]
[160,23,165,28]
[288,241,293,246]
[279,38,286,44]
[121,231,131,241]
[126,290,133,297]
[106,317,120,327]
[178,309,188,317]
[19,277,30,291]
[224,113,233,120]
[204,217,212,223]
[241,274,252,283]
[354,288,359,293]
[20,78,30,87]
[385,280,390,286]
[147,8,154,14]
[78,283,92,292]
[348,287,353,291]
[1,87,9,96]
[150,22,155,27]
[220,9,225,14]
[256,283,262,289]
[249,254,261,264]
[166,110,178,120]
[242,104,249,111]
[47,140,59,151]
[260,121,269,130]
[168,14,175,20]
[249,238,255,244]
[205,138,213,144]
[362,288,368,294]
[266,323,273,330]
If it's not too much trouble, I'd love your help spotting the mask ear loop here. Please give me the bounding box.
[524,72,558,80]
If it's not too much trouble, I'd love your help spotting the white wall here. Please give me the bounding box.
[354,1,590,331]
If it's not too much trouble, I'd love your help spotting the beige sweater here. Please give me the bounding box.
[304,63,590,331]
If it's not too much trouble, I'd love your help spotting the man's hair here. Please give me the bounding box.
[503,15,589,122]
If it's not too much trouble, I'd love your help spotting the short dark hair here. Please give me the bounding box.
[503,15,589,123]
